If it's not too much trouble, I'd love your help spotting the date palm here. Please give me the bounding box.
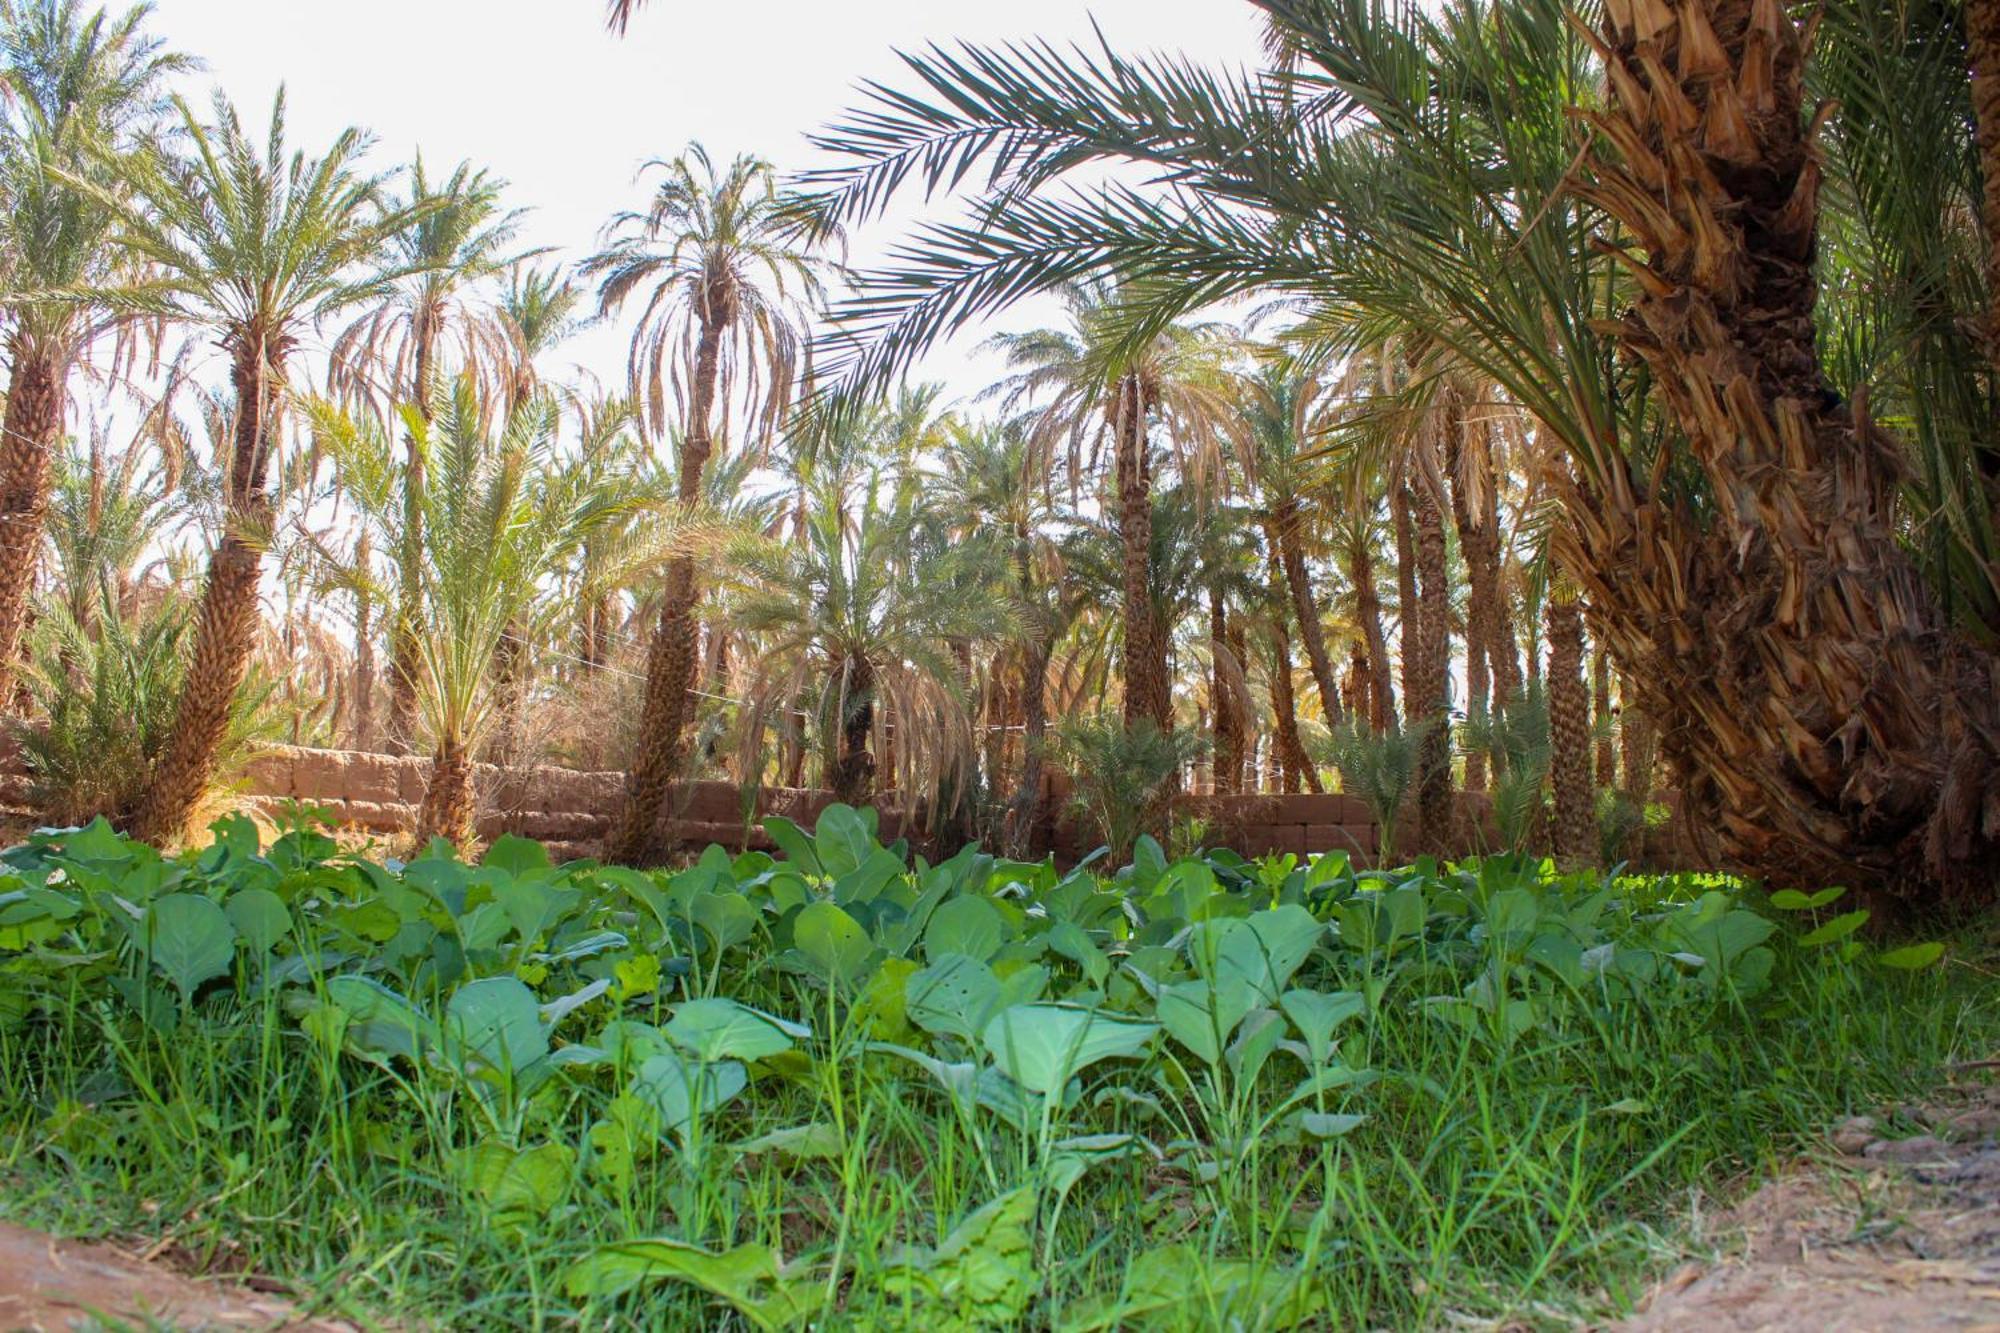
[731,464,1010,810]
[585,144,831,864]
[331,156,527,752]
[311,379,621,847]
[74,91,428,844]
[0,0,183,705]
[984,281,1241,731]
[801,0,2000,898]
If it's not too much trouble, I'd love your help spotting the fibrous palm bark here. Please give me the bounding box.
[416,734,476,849]
[135,328,287,843]
[609,301,727,864]
[1272,496,1343,726]
[1114,374,1171,730]
[0,342,65,706]
[1546,593,1593,864]
[1411,472,1453,852]
[1566,0,2000,900]
[1593,643,1616,789]
[1210,589,1244,794]
[1968,0,2000,358]
[1346,528,1397,733]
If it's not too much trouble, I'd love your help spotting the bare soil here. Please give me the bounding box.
[0,1221,358,1332]
[1619,1071,2000,1332]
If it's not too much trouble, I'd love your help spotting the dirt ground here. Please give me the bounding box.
[0,1221,359,1332]
[1620,1070,2000,1332]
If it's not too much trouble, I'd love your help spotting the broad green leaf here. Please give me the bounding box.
[1295,1111,1367,1139]
[980,1003,1158,1094]
[482,834,551,876]
[666,998,809,1062]
[1155,979,1255,1067]
[924,894,1006,963]
[564,1237,818,1330]
[1197,905,1323,1001]
[1770,886,1846,911]
[1800,909,1871,947]
[145,894,237,1003]
[690,890,759,953]
[324,975,433,1063]
[793,901,875,986]
[733,1122,842,1160]
[631,1050,748,1140]
[444,977,548,1079]
[883,1187,1036,1327]
[462,1140,573,1218]
[1878,941,1945,969]
[1280,989,1366,1066]
[760,816,821,876]
[224,888,291,954]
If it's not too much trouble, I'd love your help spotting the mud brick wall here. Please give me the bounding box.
[0,738,1698,870]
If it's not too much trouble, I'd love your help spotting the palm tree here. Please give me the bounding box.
[312,380,618,847]
[799,0,2000,898]
[332,156,526,752]
[585,144,829,864]
[1240,359,1346,728]
[929,419,1073,851]
[985,282,1241,731]
[76,91,426,844]
[731,464,1010,810]
[499,262,585,412]
[1544,586,1590,865]
[0,0,182,705]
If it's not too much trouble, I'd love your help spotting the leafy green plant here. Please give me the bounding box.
[1050,714,1206,864]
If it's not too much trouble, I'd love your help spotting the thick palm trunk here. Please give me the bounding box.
[1004,635,1052,857]
[1546,595,1592,864]
[487,621,528,766]
[1392,485,1419,730]
[1465,635,1489,793]
[135,334,285,844]
[1443,397,1500,792]
[0,340,64,706]
[1571,1,2000,900]
[416,733,477,850]
[1619,671,1656,805]
[1265,551,1322,795]
[1209,590,1243,794]
[1592,643,1615,789]
[1347,531,1396,733]
[1113,375,1169,730]
[1412,474,1453,852]
[831,657,877,806]
[1273,498,1342,726]
[1968,0,2000,357]
[610,314,725,864]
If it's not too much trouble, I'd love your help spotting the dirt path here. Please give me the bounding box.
[0,1221,358,1332]
[1621,1073,2000,1332]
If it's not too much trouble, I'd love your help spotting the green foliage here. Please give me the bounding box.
[8,591,278,828]
[1318,719,1425,863]
[1050,714,1207,864]
[0,807,1974,1329]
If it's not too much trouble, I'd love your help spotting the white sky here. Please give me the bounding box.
[142,0,1268,409]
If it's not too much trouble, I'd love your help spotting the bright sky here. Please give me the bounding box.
[142,0,1268,408]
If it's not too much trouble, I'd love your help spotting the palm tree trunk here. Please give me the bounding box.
[1347,529,1397,733]
[1546,594,1592,865]
[610,314,725,864]
[1443,396,1502,789]
[1412,474,1453,852]
[1209,589,1242,794]
[832,657,877,806]
[1392,484,1420,730]
[0,339,64,708]
[1572,1,2000,900]
[1968,0,2000,358]
[1005,635,1052,857]
[351,531,375,750]
[1592,642,1615,789]
[135,334,285,844]
[1465,634,1489,793]
[416,732,477,849]
[385,310,443,755]
[1265,550,1323,796]
[1113,374,1169,730]
[488,620,528,766]
[1273,497,1343,726]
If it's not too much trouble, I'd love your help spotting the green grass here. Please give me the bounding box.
[0,814,1991,1329]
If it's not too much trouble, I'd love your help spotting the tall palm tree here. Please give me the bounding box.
[0,0,182,705]
[312,380,618,847]
[585,144,828,864]
[799,0,2000,898]
[498,262,585,412]
[930,419,1073,851]
[985,282,1241,730]
[1240,359,1346,728]
[331,157,526,752]
[1544,586,1590,865]
[732,465,1010,809]
[76,91,425,843]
